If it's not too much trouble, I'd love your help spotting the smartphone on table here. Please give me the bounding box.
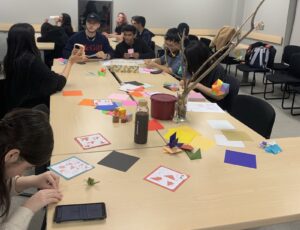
[53,202,107,223]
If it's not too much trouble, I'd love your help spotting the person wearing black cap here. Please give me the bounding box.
[114,25,155,59]
[63,13,113,59]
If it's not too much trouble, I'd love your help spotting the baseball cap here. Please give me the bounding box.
[86,13,100,23]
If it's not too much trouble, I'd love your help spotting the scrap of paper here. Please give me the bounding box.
[215,134,245,148]
[108,93,129,101]
[224,150,257,169]
[207,120,235,130]
[122,100,137,106]
[144,166,189,192]
[98,151,140,172]
[222,130,253,141]
[164,126,200,144]
[63,90,83,96]
[49,156,94,180]
[189,135,215,151]
[148,119,164,131]
[79,99,94,106]
[186,149,202,160]
[187,102,224,113]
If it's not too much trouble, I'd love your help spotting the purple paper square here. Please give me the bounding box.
[224,150,257,169]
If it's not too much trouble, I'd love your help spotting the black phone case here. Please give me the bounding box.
[54,202,106,223]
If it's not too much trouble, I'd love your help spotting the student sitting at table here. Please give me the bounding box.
[182,40,239,111]
[1,23,84,118]
[0,109,62,230]
[131,16,155,49]
[37,22,69,68]
[102,12,128,41]
[144,28,183,78]
[54,13,74,37]
[177,22,199,47]
[63,13,114,59]
[114,25,155,59]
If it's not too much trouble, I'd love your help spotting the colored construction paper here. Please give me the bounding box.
[186,149,202,160]
[95,102,118,111]
[188,91,206,102]
[148,119,164,131]
[208,120,235,130]
[221,130,253,141]
[63,90,83,96]
[265,144,282,155]
[98,151,139,172]
[224,150,257,169]
[108,93,129,101]
[164,126,200,144]
[189,136,215,151]
[215,134,245,148]
[122,100,138,106]
[129,91,144,97]
[79,99,94,106]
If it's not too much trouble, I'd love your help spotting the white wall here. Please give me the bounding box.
[239,0,290,61]
[290,1,300,45]
[112,0,235,29]
[0,0,235,31]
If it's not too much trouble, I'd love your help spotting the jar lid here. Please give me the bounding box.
[151,93,177,103]
[138,99,148,107]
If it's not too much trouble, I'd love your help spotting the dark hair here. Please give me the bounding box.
[122,24,136,34]
[61,13,74,37]
[184,40,212,74]
[178,22,190,36]
[0,109,54,218]
[165,28,181,43]
[131,16,146,27]
[3,23,40,86]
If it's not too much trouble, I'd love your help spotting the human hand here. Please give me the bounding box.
[102,32,108,37]
[144,60,156,68]
[23,189,63,213]
[96,51,107,59]
[123,53,131,59]
[33,171,60,190]
[132,53,140,59]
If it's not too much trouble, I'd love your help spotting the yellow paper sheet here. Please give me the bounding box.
[190,135,215,151]
[164,126,201,144]
[221,130,253,141]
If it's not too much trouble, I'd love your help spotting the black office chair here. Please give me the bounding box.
[235,42,276,95]
[271,45,300,73]
[289,85,300,116]
[264,53,300,103]
[229,95,276,139]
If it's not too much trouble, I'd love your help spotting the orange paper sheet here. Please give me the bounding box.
[63,90,83,96]
[79,99,94,106]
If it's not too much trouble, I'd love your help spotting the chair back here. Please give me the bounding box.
[282,45,300,65]
[229,95,276,139]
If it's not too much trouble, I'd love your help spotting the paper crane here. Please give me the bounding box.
[163,132,193,154]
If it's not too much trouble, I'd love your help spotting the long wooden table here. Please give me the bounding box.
[50,61,166,155]
[47,60,300,230]
[47,137,300,230]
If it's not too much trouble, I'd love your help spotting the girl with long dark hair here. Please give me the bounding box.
[1,23,84,117]
[0,109,62,229]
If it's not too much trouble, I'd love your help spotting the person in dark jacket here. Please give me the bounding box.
[0,23,84,117]
[37,22,69,67]
[115,25,155,59]
[131,16,154,49]
[63,13,113,59]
